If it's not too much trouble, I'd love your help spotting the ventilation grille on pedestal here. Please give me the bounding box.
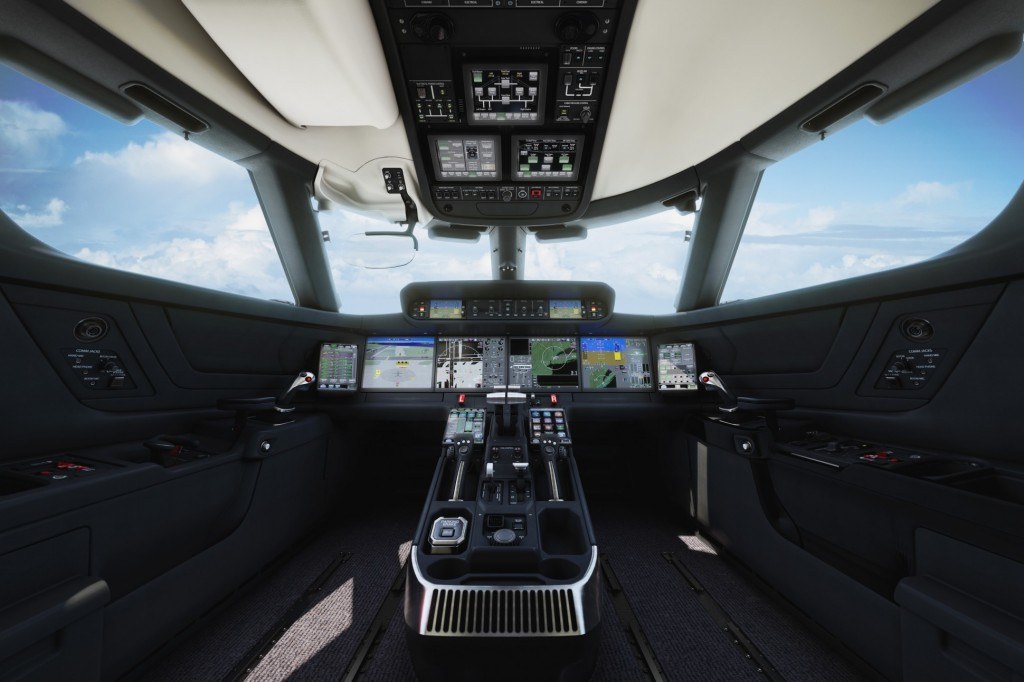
[425,586,579,637]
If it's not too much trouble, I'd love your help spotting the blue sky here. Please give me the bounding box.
[2,42,1023,314]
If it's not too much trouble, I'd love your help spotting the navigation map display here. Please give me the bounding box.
[580,337,652,390]
[465,65,545,124]
[362,337,435,390]
[317,343,358,392]
[509,337,579,389]
[435,337,506,390]
[657,342,698,391]
[512,136,583,181]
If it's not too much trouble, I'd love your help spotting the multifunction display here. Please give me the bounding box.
[363,337,435,390]
[317,343,358,392]
[429,136,500,180]
[508,337,579,389]
[513,136,583,181]
[465,66,545,124]
[435,337,507,390]
[580,337,651,390]
[657,342,698,391]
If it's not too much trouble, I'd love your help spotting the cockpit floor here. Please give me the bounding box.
[140,501,871,681]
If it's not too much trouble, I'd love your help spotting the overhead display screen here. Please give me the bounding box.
[657,342,699,391]
[429,135,500,180]
[317,343,358,392]
[465,65,545,124]
[512,136,583,181]
[509,337,579,389]
[435,337,507,390]
[430,299,463,319]
[580,337,652,390]
[549,299,582,320]
[362,337,435,390]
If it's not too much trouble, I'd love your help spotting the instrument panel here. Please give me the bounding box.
[323,337,697,393]
[409,296,607,320]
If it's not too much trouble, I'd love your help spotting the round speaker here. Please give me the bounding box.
[900,317,934,342]
[74,317,109,343]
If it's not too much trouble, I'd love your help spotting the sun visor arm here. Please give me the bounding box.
[315,159,431,226]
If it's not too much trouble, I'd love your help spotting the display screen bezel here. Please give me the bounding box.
[463,64,547,126]
[656,341,700,392]
[507,336,581,391]
[361,336,437,391]
[317,342,359,392]
[511,135,585,182]
[428,134,502,182]
[579,336,653,392]
[434,336,508,392]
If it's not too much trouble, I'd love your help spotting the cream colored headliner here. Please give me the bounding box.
[65,0,939,220]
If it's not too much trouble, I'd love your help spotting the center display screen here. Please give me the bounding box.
[362,337,435,390]
[430,299,463,319]
[549,299,582,320]
[512,136,584,181]
[435,337,507,390]
[580,337,652,390]
[508,337,579,389]
[465,65,545,124]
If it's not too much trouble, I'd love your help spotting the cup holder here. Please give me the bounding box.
[539,508,589,555]
[425,558,471,581]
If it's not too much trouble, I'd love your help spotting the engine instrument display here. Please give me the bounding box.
[435,337,507,390]
[512,136,583,181]
[465,65,545,124]
[580,337,652,390]
[363,337,435,390]
[429,135,500,180]
[549,299,582,320]
[317,343,358,392]
[509,337,579,389]
[657,342,698,391]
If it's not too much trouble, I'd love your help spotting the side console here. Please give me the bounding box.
[405,399,600,682]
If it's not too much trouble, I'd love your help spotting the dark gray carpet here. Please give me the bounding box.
[591,504,870,682]
[143,509,414,682]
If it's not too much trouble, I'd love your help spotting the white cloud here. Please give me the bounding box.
[74,132,239,185]
[73,204,292,301]
[0,100,67,165]
[6,197,67,228]
[894,180,962,206]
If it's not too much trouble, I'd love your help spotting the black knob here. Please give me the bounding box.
[579,108,592,124]
[501,189,513,202]
[556,12,598,44]
[458,444,471,456]
[412,14,453,42]
[493,528,516,545]
[429,21,449,41]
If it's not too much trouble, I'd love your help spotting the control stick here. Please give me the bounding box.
[539,436,563,502]
[276,371,316,412]
[699,371,738,412]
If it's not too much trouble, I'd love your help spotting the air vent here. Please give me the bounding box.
[425,586,579,636]
[73,317,109,343]
[801,83,887,134]
[121,83,209,134]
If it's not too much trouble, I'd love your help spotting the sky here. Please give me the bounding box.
[1,43,1022,315]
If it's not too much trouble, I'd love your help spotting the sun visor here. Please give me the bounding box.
[181,0,398,129]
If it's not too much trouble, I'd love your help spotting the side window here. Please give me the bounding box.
[720,46,1024,303]
[0,65,293,302]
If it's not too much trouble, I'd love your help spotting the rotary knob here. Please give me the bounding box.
[493,528,517,545]
[501,189,513,202]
